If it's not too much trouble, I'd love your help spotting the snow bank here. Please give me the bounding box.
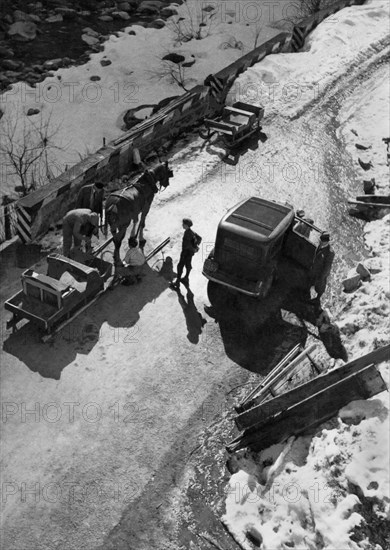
[231,0,390,118]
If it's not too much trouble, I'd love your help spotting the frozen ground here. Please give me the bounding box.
[0,2,389,550]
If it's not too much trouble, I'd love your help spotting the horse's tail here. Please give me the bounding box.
[105,202,119,232]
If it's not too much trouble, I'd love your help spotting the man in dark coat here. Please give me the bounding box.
[171,218,198,288]
[310,231,335,301]
[76,182,105,222]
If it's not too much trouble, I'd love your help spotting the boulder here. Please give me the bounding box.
[342,272,361,293]
[43,58,63,70]
[112,11,131,20]
[162,52,185,64]
[27,108,40,116]
[0,46,14,58]
[356,262,371,281]
[100,58,112,66]
[82,34,100,46]
[182,56,196,67]
[161,7,178,17]
[54,7,77,18]
[8,21,38,41]
[82,27,99,37]
[99,15,114,21]
[117,2,132,11]
[46,14,63,23]
[148,18,165,29]
[363,178,376,194]
[358,157,373,171]
[32,64,45,73]
[29,14,42,23]
[364,258,383,274]
[0,58,22,70]
[13,10,30,21]
[138,1,163,14]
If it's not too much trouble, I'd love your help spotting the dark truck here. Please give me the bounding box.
[202,196,324,300]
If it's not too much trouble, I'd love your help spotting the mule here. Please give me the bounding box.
[105,162,173,265]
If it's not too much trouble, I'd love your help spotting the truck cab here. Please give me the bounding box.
[203,197,295,298]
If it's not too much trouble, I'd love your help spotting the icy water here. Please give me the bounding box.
[10,14,152,65]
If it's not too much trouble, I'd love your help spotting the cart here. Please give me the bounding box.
[199,101,264,149]
[4,237,170,342]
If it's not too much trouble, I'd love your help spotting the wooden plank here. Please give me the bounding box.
[238,345,301,411]
[235,344,390,431]
[228,364,387,453]
[348,200,390,209]
[246,343,317,408]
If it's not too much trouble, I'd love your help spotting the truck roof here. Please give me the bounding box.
[219,197,294,243]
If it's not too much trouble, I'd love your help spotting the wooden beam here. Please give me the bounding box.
[228,363,387,453]
[235,344,390,431]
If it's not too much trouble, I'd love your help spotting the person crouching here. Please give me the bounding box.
[116,238,146,285]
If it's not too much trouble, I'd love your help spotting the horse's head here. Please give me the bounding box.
[154,161,173,190]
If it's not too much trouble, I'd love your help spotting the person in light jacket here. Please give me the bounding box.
[62,209,99,258]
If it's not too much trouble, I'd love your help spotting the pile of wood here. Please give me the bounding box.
[227,344,389,453]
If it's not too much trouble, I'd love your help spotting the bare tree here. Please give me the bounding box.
[0,108,65,197]
[167,1,217,45]
[149,59,190,92]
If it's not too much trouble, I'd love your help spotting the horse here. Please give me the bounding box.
[105,161,173,265]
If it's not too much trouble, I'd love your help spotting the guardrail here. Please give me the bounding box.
[0,202,18,244]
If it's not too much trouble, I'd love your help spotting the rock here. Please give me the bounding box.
[138,1,163,15]
[82,34,100,46]
[246,526,262,547]
[54,7,77,18]
[79,11,91,16]
[117,1,131,10]
[32,64,45,73]
[112,11,131,20]
[27,108,40,116]
[29,14,42,23]
[356,262,371,281]
[8,21,38,41]
[4,14,13,25]
[342,272,361,292]
[0,46,14,58]
[82,27,99,37]
[363,178,376,194]
[99,15,114,21]
[182,56,196,67]
[162,52,185,64]
[0,58,22,70]
[61,57,74,66]
[46,14,63,23]
[364,258,383,274]
[0,75,11,87]
[43,58,62,70]
[355,142,371,151]
[358,157,373,171]
[161,7,178,17]
[148,18,165,29]
[100,58,112,66]
[13,10,30,21]
[90,75,101,81]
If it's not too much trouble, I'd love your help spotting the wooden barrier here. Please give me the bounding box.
[228,364,387,453]
[0,202,18,244]
[235,344,390,431]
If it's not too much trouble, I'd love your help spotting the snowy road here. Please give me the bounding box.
[1,22,390,550]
